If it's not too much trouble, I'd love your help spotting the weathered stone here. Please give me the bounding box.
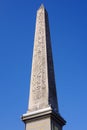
[28,4,58,112]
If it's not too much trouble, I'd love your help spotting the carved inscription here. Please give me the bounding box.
[30,7,47,107]
[28,6,58,112]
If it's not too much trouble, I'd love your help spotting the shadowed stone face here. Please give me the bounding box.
[28,5,58,112]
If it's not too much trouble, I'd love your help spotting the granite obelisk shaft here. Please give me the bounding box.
[28,5,58,112]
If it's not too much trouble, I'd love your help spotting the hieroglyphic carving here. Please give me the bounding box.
[29,6,58,112]
[30,7,47,107]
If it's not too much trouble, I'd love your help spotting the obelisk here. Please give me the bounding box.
[22,4,66,130]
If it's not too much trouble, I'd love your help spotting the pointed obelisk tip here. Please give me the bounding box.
[39,4,45,9]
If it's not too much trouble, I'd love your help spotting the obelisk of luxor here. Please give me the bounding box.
[22,4,66,130]
[29,4,58,112]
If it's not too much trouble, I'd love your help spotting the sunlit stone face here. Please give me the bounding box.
[26,117,51,130]
[29,6,48,110]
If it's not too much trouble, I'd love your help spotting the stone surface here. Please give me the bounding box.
[26,118,51,130]
[28,4,58,113]
[22,107,66,130]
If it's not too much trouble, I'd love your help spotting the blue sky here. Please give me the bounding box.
[0,0,87,130]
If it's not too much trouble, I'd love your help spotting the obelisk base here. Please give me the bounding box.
[22,107,66,130]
